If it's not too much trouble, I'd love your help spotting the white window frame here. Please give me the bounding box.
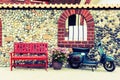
[65,14,87,41]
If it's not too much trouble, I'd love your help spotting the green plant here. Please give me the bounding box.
[51,47,68,63]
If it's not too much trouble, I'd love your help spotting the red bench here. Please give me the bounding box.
[10,42,48,71]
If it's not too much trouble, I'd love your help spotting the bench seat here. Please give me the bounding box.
[10,42,48,71]
[12,56,47,60]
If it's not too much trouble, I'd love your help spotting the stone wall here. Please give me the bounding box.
[0,9,120,66]
[91,10,120,56]
[0,9,62,66]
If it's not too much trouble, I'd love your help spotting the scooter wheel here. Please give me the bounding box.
[69,62,79,69]
[103,61,116,72]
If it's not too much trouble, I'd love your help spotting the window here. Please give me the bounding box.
[58,10,94,48]
[31,0,42,2]
[65,14,87,41]
[31,0,49,2]
[31,0,49,4]
[17,0,24,1]
[11,0,25,3]
[12,0,25,2]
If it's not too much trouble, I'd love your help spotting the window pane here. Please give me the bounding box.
[74,26,79,41]
[31,0,49,1]
[79,25,83,41]
[12,0,24,1]
[69,26,74,41]
[68,15,76,26]
[83,20,87,41]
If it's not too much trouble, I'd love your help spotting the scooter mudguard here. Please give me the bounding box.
[105,56,115,62]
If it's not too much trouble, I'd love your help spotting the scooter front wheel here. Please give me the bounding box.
[69,62,79,69]
[103,61,116,72]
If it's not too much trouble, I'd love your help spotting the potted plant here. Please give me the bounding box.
[51,47,68,70]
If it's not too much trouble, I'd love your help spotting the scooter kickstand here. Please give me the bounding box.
[92,67,94,72]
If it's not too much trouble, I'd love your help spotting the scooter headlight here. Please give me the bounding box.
[81,52,85,56]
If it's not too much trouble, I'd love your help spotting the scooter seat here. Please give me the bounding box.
[72,47,90,53]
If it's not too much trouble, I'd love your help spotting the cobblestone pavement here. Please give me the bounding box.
[0,66,120,80]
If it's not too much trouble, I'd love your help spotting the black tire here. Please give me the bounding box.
[103,61,116,72]
[69,62,79,69]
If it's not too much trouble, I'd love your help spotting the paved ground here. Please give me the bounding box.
[0,66,120,80]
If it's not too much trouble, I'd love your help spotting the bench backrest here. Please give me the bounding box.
[14,42,48,54]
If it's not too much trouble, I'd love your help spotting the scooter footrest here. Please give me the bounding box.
[82,63,98,67]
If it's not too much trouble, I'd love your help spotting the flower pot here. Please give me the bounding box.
[52,61,62,70]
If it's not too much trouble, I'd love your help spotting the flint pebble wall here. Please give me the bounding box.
[0,9,119,66]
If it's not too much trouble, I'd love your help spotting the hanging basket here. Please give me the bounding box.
[52,61,62,70]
